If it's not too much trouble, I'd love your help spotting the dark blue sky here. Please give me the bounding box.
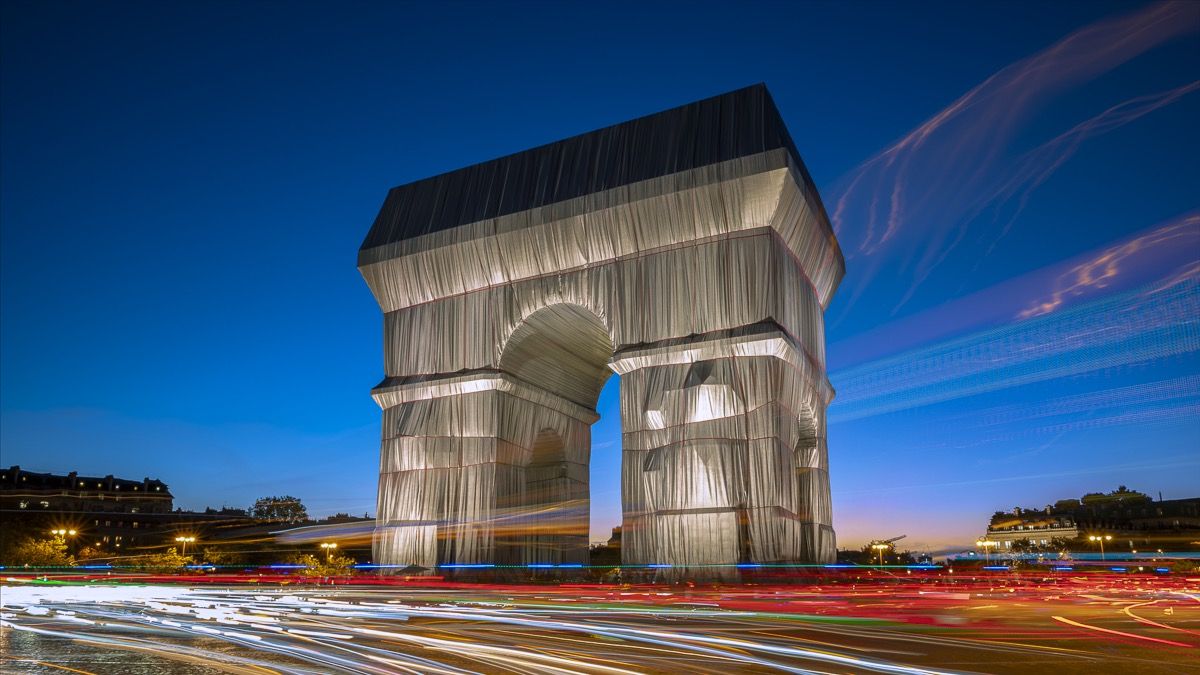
[3,1,1197,551]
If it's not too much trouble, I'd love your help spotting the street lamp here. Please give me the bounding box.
[975,539,999,565]
[320,542,338,563]
[50,529,78,555]
[870,543,889,566]
[1088,534,1112,561]
[175,536,196,557]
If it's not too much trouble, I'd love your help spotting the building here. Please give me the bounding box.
[361,84,844,573]
[984,487,1200,551]
[1,465,173,551]
[1,465,172,512]
[1,466,374,564]
[0,466,271,556]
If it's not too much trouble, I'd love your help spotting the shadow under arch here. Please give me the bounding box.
[494,304,616,569]
[499,303,614,409]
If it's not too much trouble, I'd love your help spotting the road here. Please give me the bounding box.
[2,574,1198,674]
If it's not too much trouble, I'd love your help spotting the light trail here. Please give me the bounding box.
[829,277,1199,423]
[3,575,1197,673]
[1120,600,1200,637]
[1050,615,1193,648]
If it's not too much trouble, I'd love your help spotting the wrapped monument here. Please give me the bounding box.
[359,84,844,573]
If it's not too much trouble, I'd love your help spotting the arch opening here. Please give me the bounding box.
[500,303,613,409]
[498,304,617,569]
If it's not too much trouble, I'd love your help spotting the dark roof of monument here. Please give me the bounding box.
[361,84,831,251]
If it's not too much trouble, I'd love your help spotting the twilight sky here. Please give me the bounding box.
[2,1,1197,554]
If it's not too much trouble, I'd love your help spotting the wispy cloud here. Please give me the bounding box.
[829,1,1200,316]
[1018,213,1199,318]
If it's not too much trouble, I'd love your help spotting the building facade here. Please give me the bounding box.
[985,487,1200,551]
[1,465,173,551]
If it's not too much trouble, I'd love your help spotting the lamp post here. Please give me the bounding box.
[320,542,338,563]
[175,536,196,557]
[50,529,77,555]
[974,539,999,565]
[870,543,889,566]
[1088,534,1112,561]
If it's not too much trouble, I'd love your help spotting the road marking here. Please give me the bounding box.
[1051,616,1192,648]
[1121,601,1200,638]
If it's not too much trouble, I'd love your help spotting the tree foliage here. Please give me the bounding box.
[75,545,107,561]
[126,547,194,571]
[201,547,243,566]
[250,495,309,523]
[291,552,355,577]
[10,538,75,567]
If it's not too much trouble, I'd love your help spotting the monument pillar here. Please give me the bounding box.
[373,372,594,570]
[613,327,835,570]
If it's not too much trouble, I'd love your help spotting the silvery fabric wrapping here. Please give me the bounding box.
[360,85,844,571]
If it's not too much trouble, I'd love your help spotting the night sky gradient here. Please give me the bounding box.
[3,1,1197,554]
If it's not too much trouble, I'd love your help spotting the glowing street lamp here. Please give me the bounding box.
[50,529,78,555]
[870,543,889,566]
[320,542,338,562]
[1088,534,1112,561]
[974,539,999,565]
[175,535,196,557]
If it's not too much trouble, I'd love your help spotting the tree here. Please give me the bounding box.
[11,538,74,567]
[291,553,355,578]
[201,547,243,566]
[75,545,107,561]
[127,547,193,571]
[250,495,308,523]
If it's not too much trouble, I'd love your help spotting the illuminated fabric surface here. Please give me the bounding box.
[360,85,845,571]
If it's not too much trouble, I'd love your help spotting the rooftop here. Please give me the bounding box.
[360,83,831,250]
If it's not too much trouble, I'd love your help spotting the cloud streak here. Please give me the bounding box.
[829,1,1200,316]
[1018,213,1199,318]
[829,273,1200,422]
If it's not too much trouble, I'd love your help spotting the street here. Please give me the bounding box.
[2,574,1197,674]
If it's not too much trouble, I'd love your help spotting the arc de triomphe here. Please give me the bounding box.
[358,84,844,571]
